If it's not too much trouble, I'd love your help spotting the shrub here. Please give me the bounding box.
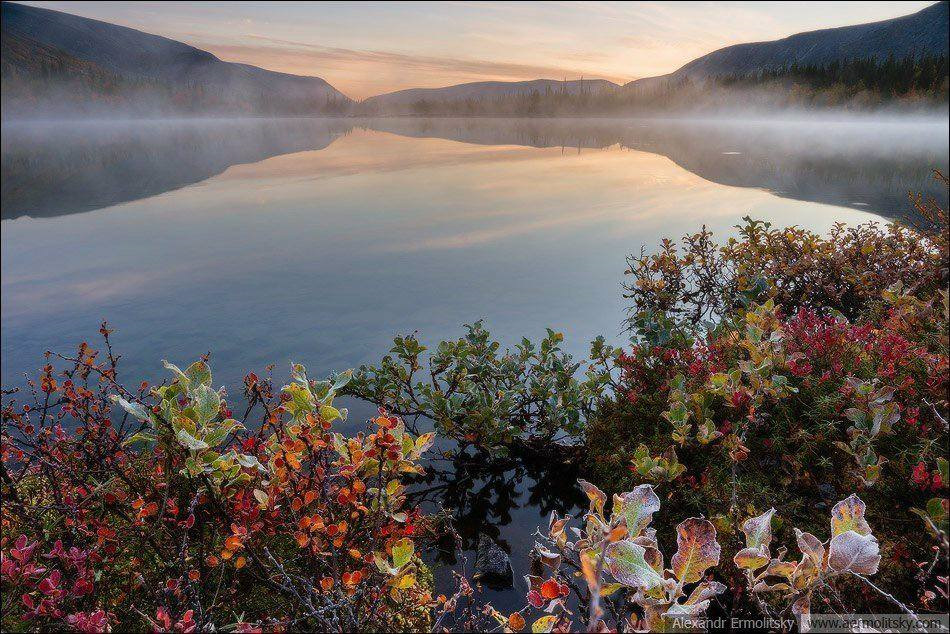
[473,479,724,632]
[622,173,948,325]
[1,335,435,632]
[3,177,947,632]
[576,176,950,622]
[733,496,889,621]
[345,321,616,453]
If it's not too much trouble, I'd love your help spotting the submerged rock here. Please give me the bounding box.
[474,534,513,588]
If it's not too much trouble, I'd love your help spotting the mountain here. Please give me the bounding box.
[2,1,946,118]
[1,2,352,117]
[630,1,949,88]
[362,79,620,114]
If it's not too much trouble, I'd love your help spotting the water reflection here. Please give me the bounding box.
[1,118,351,219]
[3,117,946,221]
[407,446,585,609]
[364,117,949,220]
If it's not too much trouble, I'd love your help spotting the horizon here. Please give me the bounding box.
[16,1,939,100]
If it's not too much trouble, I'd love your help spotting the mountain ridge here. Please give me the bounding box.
[1,2,351,116]
[361,78,620,111]
[627,0,949,90]
[1,1,947,117]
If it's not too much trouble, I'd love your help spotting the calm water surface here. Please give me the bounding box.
[2,116,947,608]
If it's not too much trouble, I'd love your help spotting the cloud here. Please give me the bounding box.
[200,35,628,99]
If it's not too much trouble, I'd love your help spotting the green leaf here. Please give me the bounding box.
[193,384,221,425]
[123,431,157,447]
[184,361,212,388]
[162,360,190,388]
[605,540,666,590]
[740,508,775,550]
[733,546,769,571]
[937,458,949,486]
[391,538,414,569]
[374,552,398,575]
[319,404,341,423]
[611,484,661,538]
[532,616,558,633]
[415,432,435,455]
[331,369,353,392]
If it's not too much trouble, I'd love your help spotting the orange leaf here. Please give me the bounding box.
[508,612,526,631]
[540,579,561,600]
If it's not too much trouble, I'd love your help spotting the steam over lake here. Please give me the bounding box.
[2,116,947,608]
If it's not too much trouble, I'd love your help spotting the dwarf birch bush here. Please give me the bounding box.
[1,336,436,632]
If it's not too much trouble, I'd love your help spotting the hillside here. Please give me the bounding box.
[633,1,949,87]
[1,1,947,118]
[1,2,351,117]
[361,79,620,114]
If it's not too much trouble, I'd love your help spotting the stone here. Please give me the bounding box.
[474,534,513,588]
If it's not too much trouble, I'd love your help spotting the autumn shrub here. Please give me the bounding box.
[577,177,949,622]
[3,177,947,632]
[622,172,948,325]
[1,335,437,632]
[469,479,902,632]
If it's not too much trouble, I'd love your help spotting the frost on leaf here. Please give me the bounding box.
[605,540,665,591]
[733,546,770,571]
[830,494,871,536]
[578,479,607,515]
[611,484,661,538]
[110,395,151,422]
[740,508,775,550]
[671,518,721,584]
[827,531,880,575]
[794,529,825,569]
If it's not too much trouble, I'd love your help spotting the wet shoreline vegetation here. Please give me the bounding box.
[2,172,948,632]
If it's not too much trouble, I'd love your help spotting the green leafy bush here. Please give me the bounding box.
[345,321,616,452]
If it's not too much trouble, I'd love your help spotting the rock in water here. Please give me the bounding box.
[474,534,513,588]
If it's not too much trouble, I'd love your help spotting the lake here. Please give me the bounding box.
[1,116,947,610]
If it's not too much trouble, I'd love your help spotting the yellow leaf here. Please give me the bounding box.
[532,615,558,633]
[393,573,416,589]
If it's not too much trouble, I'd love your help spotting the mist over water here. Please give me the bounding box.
[1,116,947,609]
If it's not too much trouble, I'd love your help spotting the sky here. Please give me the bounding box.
[24,1,938,99]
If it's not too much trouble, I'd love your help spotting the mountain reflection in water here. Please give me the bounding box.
[3,117,946,221]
